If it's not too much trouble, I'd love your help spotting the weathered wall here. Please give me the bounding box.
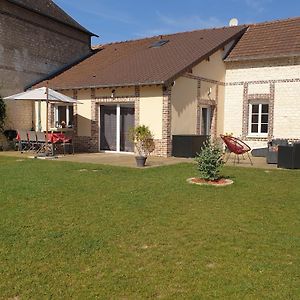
[0,0,92,129]
[224,57,300,148]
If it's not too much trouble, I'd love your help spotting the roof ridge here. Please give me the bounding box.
[93,16,300,48]
[93,24,247,47]
[246,16,300,27]
[8,0,97,36]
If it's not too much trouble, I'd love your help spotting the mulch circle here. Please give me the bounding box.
[187,177,233,187]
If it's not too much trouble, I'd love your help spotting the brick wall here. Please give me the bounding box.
[0,0,92,130]
[224,57,300,148]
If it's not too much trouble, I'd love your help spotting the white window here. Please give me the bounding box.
[248,102,269,136]
[200,106,212,135]
[54,105,74,128]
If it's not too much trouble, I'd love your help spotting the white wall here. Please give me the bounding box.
[171,77,197,135]
[224,58,300,148]
[139,86,163,140]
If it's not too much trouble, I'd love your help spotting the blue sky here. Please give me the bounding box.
[55,0,300,45]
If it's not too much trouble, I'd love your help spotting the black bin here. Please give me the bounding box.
[278,144,300,169]
[172,135,208,158]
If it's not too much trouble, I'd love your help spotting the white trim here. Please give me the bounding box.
[200,106,211,135]
[116,105,121,152]
[54,104,73,127]
[98,105,101,152]
[99,103,135,153]
[101,150,135,155]
[248,102,269,136]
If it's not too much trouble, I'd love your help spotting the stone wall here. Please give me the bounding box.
[0,0,92,129]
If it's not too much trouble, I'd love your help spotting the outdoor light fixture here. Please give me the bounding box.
[111,89,116,98]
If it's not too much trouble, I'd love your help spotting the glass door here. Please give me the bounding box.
[120,106,135,152]
[100,104,134,152]
[100,105,117,151]
[200,106,212,135]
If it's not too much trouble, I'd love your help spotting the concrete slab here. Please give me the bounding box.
[0,151,280,170]
[0,151,191,168]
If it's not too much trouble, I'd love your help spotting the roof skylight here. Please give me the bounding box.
[149,39,169,48]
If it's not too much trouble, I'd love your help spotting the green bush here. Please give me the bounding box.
[195,140,224,181]
[0,95,6,132]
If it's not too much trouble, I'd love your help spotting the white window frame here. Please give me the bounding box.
[248,101,269,137]
[200,105,211,136]
[54,104,73,128]
[98,103,135,154]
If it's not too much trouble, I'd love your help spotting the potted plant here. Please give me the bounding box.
[129,125,155,167]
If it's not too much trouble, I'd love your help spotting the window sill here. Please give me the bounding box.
[246,135,268,140]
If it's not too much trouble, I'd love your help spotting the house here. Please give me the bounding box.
[0,0,96,129]
[34,25,247,156]
[224,17,300,149]
[32,17,299,157]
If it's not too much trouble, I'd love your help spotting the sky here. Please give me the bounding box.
[55,0,300,45]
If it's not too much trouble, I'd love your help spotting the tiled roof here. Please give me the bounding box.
[226,17,300,61]
[35,25,246,89]
[8,0,96,36]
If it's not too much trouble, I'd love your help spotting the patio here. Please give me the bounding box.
[0,151,278,169]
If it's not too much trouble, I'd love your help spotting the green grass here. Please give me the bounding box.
[0,156,299,299]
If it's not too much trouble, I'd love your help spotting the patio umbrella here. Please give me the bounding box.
[4,86,79,155]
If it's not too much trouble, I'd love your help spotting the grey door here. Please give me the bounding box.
[100,105,117,151]
[100,104,135,152]
[120,106,135,152]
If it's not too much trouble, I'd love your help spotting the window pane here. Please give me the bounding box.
[58,106,66,124]
[251,124,258,133]
[261,124,268,133]
[252,105,259,113]
[68,106,74,126]
[252,114,259,123]
[262,104,269,113]
[261,114,268,123]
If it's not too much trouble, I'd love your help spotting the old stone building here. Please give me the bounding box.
[0,0,95,129]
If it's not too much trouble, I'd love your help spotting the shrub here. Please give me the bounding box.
[195,140,224,181]
[0,95,6,132]
[128,125,155,157]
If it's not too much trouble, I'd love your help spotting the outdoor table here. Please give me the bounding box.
[47,133,66,144]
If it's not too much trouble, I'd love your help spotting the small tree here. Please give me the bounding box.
[0,95,6,132]
[129,125,155,157]
[195,140,224,181]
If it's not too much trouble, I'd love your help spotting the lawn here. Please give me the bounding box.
[0,156,299,299]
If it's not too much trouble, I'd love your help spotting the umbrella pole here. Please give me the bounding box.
[46,83,49,156]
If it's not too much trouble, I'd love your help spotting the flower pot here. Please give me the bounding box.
[135,156,147,167]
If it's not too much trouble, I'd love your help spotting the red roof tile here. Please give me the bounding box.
[226,17,300,61]
[35,25,246,89]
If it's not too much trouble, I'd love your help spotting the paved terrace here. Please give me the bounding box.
[0,151,278,169]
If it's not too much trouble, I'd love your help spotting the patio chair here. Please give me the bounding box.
[220,134,253,165]
[17,130,29,152]
[28,131,38,151]
[36,131,48,154]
